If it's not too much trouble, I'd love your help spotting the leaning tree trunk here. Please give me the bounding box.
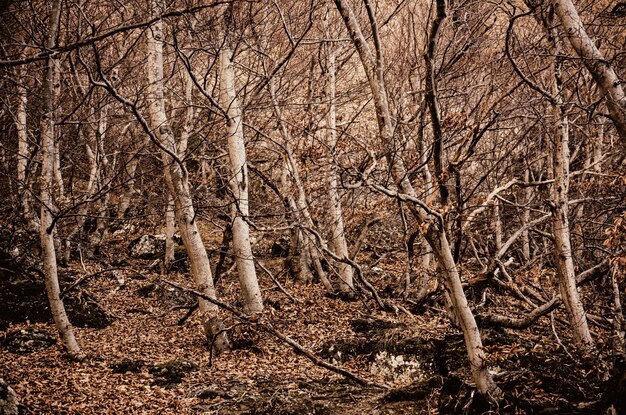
[334,0,500,399]
[146,10,217,316]
[40,0,83,360]
[427,223,498,398]
[219,43,263,314]
[551,0,626,146]
[549,51,594,349]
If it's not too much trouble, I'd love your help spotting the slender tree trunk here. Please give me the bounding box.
[63,126,98,263]
[146,10,217,316]
[551,0,626,146]
[164,193,176,271]
[15,60,37,230]
[334,0,500,399]
[549,42,594,348]
[86,106,113,258]
[219,44,263,314]
[494,198,503,253]
[40,0,83,360]
[324,46,354,294]
[427,225,495,396]
[521,169,532,261]
[117,131,147,219]
[269,80,330,288]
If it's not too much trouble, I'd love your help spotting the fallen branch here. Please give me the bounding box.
[478,297,560,329]
[159,279,389,389]
[478,260,608,330]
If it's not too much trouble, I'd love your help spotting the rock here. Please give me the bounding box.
[370,350,424,383]
[128,234,167,259]
[3,328,56,354]
[0,378,19,415]
[63,289,115,329]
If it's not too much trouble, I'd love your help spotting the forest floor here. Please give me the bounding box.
[0,229,621,414]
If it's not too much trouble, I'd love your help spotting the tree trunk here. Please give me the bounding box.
[40,0,83,360]
[219,44,263,314]
[324,46,354,294]
[551,0,626,146]
[164,193,176,271]
[334,0,500,399]
[549,43,594,348]
[269,80,330,288]
[521,169,532,261]
[428,224,496,396]
[117,130,146,219]
[494,198,503,253]
[146,9,217,316]
[15,58,37,230]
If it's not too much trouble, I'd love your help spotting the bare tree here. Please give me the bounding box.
[551,0,626,146]
[219,6,264,314]
[39,0,84,360]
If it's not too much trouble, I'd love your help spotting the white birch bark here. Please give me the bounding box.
[40,0,83,360]
[546,18,594,349]
[219,45,263,314]
[551,0,626,145]
[549,61,594,349]
[86,105,113,257]
[324,47,354,293]
[146,11,217,316]
[164,67,193,272]
[164,194,176,271]
[15,58,37,229]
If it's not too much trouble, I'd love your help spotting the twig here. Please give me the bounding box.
[160,278,389,389]
[551,311,574,360]
[256,260,299,303]
[78,247,87,272]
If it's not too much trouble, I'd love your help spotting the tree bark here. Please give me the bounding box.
[146,8,217,316]
[324,42,354,294]
[549,40,594,348]
[164,193,176,271]
[40,0,83,360]
[219,44,263,314]
[15,56,37,230]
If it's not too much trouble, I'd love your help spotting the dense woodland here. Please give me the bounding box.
[0,0,625,413]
